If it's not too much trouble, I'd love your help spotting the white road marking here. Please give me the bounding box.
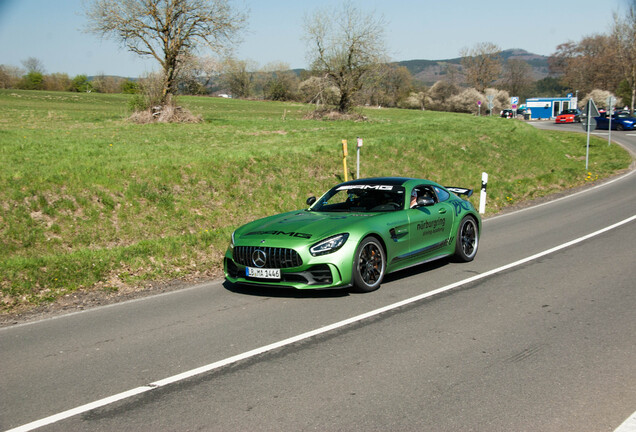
[615,411,636,432]
[6,214,636,432]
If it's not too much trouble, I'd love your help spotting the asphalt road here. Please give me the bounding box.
[528,120,636,156]
[1,130,635,431]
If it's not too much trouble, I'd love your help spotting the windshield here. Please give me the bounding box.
[311,184,406,213]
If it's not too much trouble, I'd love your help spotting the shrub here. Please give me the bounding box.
[128,104,202,124]
[425,81,460,111]
[580,89,620,110]
[0,65,23,89]
[19,72,44,90]
[121,79,140,94]
[484,88,510,114]
[398,92,426,110]
[298,76,340,106]
[448,88,485,113]
[43,73,72,91]
[70,75,92,92]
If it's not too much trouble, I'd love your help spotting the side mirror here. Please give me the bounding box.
[417,196,435,207]
[306,196,316,206]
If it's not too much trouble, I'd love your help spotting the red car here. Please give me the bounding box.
[555,109,581,123]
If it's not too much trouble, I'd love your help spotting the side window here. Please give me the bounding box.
[433,186,450,202]
[413,185,436,202]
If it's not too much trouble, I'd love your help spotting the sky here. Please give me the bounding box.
[0,0,627,78]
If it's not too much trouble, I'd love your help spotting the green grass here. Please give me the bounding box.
[0,89,632,312]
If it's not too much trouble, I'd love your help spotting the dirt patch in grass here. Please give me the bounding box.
[129,105,202,124]
[303,108,368,122]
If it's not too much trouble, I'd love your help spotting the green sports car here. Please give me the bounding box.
[224,177,481,292]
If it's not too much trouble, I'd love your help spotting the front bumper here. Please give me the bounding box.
[224,256,349,290]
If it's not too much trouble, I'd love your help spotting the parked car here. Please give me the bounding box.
[225,177,481,293]
[500,109,514,118]
[594,112,636,131]
[555,109,581,123]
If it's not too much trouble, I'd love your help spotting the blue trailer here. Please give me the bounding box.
[525,97,577,120]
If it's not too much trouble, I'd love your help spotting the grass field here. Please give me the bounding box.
[0,89,632,313]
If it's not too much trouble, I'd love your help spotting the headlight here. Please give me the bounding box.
[310,233,349,256]
[230,231,236,249]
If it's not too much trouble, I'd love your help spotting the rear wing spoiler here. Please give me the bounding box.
[445,187,473,198]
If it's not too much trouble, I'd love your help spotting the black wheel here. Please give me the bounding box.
[616,124,624,131]
[454,216,479,262]
[351,237,386,293]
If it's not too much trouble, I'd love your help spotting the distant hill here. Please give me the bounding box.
[89,48,551,92]
[395,49,550,86]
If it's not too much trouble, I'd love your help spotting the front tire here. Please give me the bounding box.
[454,216,479,262]
[351,237,386,293]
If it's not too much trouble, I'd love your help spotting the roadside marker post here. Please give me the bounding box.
[607,96,616,147]
[479,172,488,214]
[583,99,600,170]
[341,139,348,182]
[356,137,363,179]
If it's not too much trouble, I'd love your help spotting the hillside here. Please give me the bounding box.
[84,48,550,91]
[396,49,550,86]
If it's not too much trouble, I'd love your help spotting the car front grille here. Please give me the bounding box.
[233,246,303,269]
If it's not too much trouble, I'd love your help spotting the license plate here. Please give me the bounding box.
[246,267,281,279]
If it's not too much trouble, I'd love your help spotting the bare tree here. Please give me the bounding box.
[613,0,636,113]
[260,62,299,101]
[549,35,618,96]
[21,57,46,74]
[84,0,246,105]
[352,63,411,107]
[303,1,388,113]
[179,54,222,94]
[222,57,256,98]
[460,42,502,92]
[298,76,339,105]
[44,73,72,91]
[376,65,414,107]
[501,58,532,99]
[0,65,23,89]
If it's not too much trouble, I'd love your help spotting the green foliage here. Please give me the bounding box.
[532,76,569,97]
[264,78,291,101]
[127,94,148,112]
[0,89,631,313]
[616,79,632,109]
[121,79,140,94]
[19,71,44,90]
[71,75,92,92]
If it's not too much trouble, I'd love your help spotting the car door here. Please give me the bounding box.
[406,185,454,260]
[595,115,608,129]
